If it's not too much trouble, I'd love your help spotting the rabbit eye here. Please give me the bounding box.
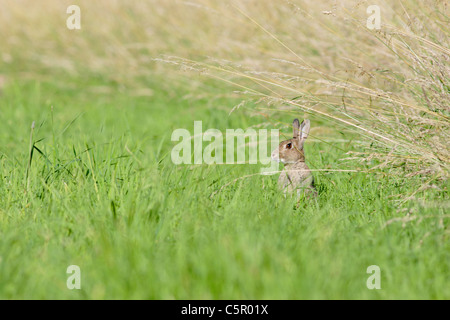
[286,143,292,149]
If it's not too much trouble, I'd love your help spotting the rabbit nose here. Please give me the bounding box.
[271,151,278,160]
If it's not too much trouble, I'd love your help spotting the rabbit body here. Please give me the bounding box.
[278,161,314,195]
[271,118,316,196]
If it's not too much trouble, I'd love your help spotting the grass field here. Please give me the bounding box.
[0,0,448,299]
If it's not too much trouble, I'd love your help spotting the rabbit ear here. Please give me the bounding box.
[300,119,310,139]
[292,118,300,138]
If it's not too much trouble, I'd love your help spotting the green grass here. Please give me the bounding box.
[0,78,448,299]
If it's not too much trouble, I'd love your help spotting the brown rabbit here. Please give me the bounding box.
[271,119,316,196]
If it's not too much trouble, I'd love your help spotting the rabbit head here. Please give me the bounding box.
[271,119,310,164]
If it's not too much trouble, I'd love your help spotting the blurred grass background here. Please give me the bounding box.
[0,0,448,299]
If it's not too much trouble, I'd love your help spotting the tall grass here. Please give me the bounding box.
[161,1,449,179]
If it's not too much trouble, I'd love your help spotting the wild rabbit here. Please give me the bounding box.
[271,119,316,196]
